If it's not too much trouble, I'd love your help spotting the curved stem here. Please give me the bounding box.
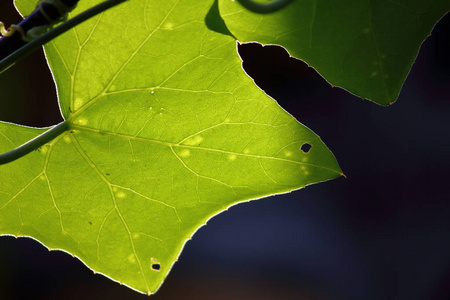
[237,0,294,14]
[0,0,128,74]
[0,121,69,165]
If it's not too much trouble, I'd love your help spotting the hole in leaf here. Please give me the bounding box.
[300,143,312,153]
[151,263,161,271]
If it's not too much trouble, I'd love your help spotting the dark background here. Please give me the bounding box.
[0,2,449,299]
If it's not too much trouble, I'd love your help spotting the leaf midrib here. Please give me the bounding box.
[71,124,341,174]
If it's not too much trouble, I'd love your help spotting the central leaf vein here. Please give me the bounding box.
[71,124,339,174]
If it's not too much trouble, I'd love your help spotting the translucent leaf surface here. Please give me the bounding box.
[219,0,449,105]
[0,0,341,294]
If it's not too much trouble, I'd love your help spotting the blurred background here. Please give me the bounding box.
[0,2,449,299]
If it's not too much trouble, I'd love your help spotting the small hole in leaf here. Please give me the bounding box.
[151,263,161,271]
[300,143,312,153]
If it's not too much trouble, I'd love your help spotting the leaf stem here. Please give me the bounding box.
[0,0,128,74]
[0,121,69,165]
[237,0,294,14]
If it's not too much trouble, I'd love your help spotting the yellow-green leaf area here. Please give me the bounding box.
[219,0,449,105]
[1,0,341,294]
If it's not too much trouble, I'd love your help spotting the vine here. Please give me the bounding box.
[237,0,294,14]
[0,0,128,74]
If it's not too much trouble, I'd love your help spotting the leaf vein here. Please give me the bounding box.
[71,125,341,174]
[69,134,150,291]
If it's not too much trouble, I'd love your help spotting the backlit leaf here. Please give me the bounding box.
[0,0,341,294]
[219,0,449,105]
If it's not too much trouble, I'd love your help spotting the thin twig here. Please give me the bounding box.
[0,0,128,74]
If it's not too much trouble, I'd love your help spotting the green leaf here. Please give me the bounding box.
[219,0,449,105]
[1,0,341,294]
